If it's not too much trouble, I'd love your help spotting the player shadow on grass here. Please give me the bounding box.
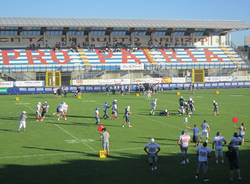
[137,136,178,142]
[1,149,250,184]
[0,116,19,121]
[67,115,95,119]
[50,121,120,127]
[23,146,92,156]
[0,128,17,133]
[129,140,177,146]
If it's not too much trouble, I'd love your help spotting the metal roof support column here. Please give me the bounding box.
[131,33,134,48]
[88,32,91,48]
[191,32,194,47]
[65,31,68,47]
[219,35,222,46]
[210,33,213,46]
[43,33,45,48]
[109,33,112,47]
[228,32,231,46]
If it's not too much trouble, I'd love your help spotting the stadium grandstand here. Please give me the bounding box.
[0,17,250,93]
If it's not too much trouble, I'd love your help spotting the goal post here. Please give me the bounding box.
[192,69,205,83]
[46,71,61,87]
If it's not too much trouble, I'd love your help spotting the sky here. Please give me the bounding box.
[0,0,249,46]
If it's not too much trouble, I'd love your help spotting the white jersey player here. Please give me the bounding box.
[95,107,100,124]
[150,98,157,115]
[147,90,152,100]
[18,111,27,132]
[212,132,226,164]
[196,142,211,182]
[62,102,68,120]
[178,130,191,164]
[57,102,64,120]
[111,100,118,119]
[36,102,41,121]
[144,138,160,171]
[200,120,210,142]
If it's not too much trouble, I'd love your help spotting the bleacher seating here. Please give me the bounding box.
[0,47,244,71]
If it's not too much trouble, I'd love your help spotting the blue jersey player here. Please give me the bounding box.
[122,106,132,128]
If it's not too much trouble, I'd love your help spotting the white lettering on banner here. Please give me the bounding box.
[212,83,217,86]
[205,84,210,87]
[205,76,250,82]
[19,88,27,91]
[45,88,52,91]
[120,64,144,70]
[198,84,203,87]
[0,81,14,88]
[171,77,186,83]
[232,82,237,86]
[86,87,93,90]
[245,82,250,85]
[72,80,84,85]
[37,88,44,91]
[238,82,243,85]
[28,88,35,91]
[15,81,44,87]
[225,83,231,86]
[163,84,168,87]
[220,76,232,82]
[170,84,177,87]
[218,83,224,86]
[232,76,248,81]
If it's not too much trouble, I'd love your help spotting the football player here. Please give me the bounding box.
[122,106,132,128]
[41,101,49,121]
[150,98,157,115]
[212,132,226,164]
[62,102,68,120]
[36,102,42,121]
[144,138,160,171]
[177,130,191,164]
[95,107,100,125]
[200,120,210,143]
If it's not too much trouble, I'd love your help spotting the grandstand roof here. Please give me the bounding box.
[0,17,250,30]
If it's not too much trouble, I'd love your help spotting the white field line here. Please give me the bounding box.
[15,102,31,105]
[0,152,76,160]
[21,103,95,152]
[54,124,95,152]
[81,100,97,103]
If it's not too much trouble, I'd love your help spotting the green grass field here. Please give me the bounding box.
[0,88,250,184]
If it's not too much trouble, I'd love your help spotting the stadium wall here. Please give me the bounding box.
[1,81,250,95]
